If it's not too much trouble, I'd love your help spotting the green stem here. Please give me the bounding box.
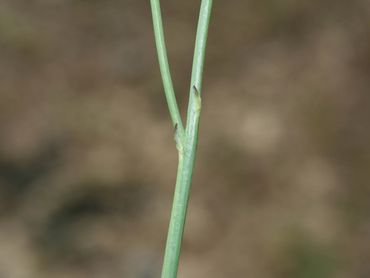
[150,0,185,137]
[150,1,213,277]
[161,86,201,278]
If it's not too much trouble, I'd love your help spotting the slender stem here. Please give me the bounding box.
[150,0,213,277]
[150,0,185,137]
[160,1,213,278]
[161,89,201,278]
[186,0,213,109]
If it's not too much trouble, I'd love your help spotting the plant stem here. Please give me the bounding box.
[150,1,213,277]
[150,0,185,137]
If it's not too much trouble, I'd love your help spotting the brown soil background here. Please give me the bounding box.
[0,0,369,277]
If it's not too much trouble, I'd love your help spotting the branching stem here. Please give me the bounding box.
[150,1,213,277]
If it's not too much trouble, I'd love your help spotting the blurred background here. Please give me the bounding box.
[0,0,369,277]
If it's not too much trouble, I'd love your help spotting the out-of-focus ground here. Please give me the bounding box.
[0,0,369,277]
